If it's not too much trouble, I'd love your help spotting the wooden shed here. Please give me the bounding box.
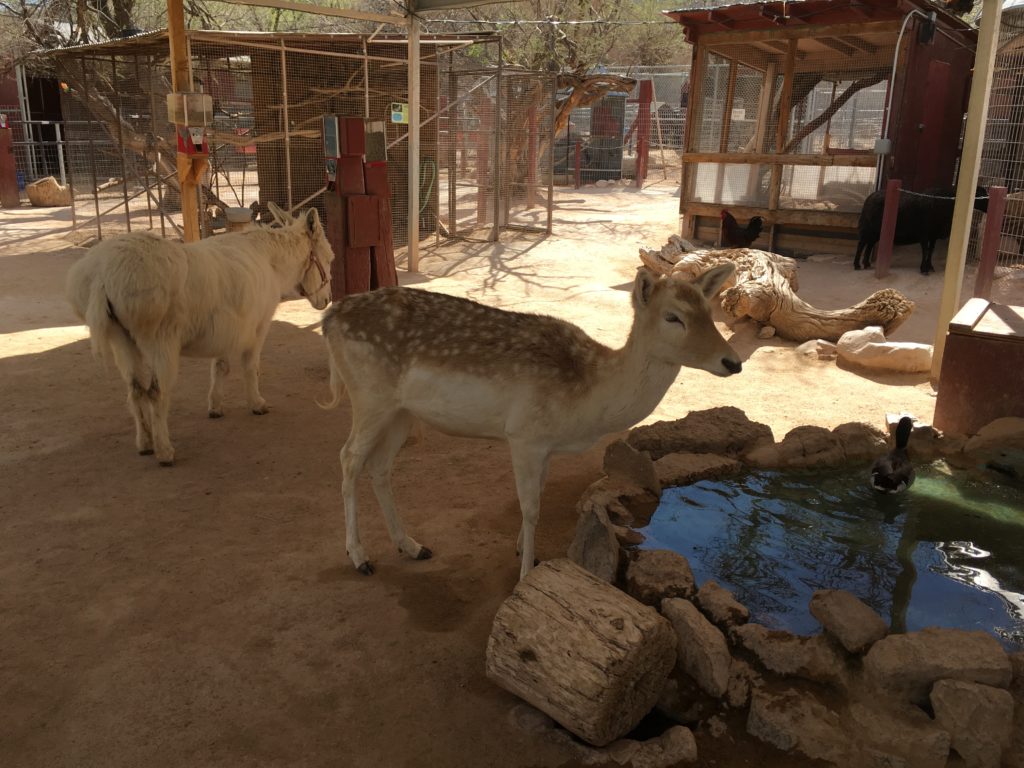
[666,0,977,255]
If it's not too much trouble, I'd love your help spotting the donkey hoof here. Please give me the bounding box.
[159,459,175,467]
[357,561,375,576]
[208,410,223,419]
[415,546,433,561]
[251,407,269,416]
[139,448,154,456]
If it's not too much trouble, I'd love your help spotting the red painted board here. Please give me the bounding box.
[324,193,347,300]
[337,155,365,196]
[0,129,20,208]
[339,117,366,156]
[346,195,382,248]
[364,162,398,288]
[345,247,372,294]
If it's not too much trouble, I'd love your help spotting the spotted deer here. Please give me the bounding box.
[320,264,742,579]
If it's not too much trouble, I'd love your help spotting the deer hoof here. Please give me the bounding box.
[208,410,223,419]
[357,561,375,576]
[415,546,433,561]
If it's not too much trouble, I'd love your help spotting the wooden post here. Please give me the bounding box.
[407,13,421,270]
[574,140,582,189]
[932,0,1003,380]
[0,128,20,208]
[526,105,537,209]
[874,178,902,278]
[679,41,703,239]
[167,0,206,242]
[634,80,653,189]
[973,185,1007,300]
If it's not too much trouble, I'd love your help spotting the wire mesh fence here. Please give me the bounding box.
[0,107,72,201]
[43,30,553,246]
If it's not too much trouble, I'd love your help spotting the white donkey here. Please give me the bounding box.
[320,264,741,579]
[66,203,335,466]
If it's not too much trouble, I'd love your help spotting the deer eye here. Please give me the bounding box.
[664,313,685,328]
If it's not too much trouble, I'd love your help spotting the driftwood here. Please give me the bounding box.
[639,241,914,343]
[485,559,676,747]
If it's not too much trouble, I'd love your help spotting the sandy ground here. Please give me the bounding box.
[2,182,1021,768]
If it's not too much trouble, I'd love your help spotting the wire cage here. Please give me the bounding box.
[45,29,554,246]
[666,0,977,256]
[972,6,1024,269]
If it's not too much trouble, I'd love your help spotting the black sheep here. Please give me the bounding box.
[853,186,989,274]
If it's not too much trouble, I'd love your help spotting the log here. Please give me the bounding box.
[485,559,677,747]
[639,243,914,343]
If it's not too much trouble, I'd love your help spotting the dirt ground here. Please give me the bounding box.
[2,181,1020,768]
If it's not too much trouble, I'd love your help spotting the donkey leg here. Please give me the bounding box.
[366,411,431,562]
[146,346,180,466]
[339,409,396,574]
[509,441,551,580]
[108,332,154,455]
[208,358,230,418]
[242,325,270,415]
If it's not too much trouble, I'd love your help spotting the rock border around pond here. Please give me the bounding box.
[492,408,1024,767]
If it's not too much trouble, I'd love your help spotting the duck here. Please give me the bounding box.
[871,416,916,493]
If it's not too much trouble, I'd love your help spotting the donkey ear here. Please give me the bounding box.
[633,267,659,307]
[305,207,321,234]
[694,263,736,299]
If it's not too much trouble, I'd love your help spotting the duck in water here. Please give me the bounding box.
[871,416,916,493]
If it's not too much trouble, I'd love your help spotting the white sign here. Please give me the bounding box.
[731,108,746,121]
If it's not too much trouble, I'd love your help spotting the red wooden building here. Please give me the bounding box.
[666,0,977,255]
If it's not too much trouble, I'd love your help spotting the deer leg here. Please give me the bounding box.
[509,442,551,580]
[339,409,396,575]
[208,358,229,418]
[366,411,431,562]
[516,461,549,557]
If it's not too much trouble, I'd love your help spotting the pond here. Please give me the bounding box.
[638,463,1024,650]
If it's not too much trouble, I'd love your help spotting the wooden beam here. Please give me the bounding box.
[839,35,879,54]
[818,37,856,57]
[681,151,877,167]
[700,20,900,46]
[680,200,860,229]
[212,0,408,27]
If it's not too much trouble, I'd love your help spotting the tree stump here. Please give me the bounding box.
[485,559,677,747]
[639,244,915,343]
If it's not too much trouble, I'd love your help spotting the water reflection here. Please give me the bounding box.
[639,463,1024,649]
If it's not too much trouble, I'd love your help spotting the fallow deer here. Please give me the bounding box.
[320,264,741,579]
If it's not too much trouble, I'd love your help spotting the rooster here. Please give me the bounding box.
[720,210,764,248]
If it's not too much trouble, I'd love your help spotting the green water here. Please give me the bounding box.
[640,463,1024,649]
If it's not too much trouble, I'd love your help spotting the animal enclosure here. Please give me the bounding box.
[667,0,977,256]
[46,30,555,246]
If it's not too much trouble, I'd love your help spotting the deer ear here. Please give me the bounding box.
[633,267,658,307]
[694,263,735,299]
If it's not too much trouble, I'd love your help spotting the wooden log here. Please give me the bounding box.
[485,559,676,747]
[639,246,914,343]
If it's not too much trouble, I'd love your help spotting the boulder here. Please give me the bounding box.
[625,550,696,605]
[694,580,749,629]
[930,680,1014,768]
[963,417,1024,479]
[724,657,759,708]
[567,504,621,583]
[26,175,72,207]
[1007,652,1024,768]
[836,325,933,373]
[627,407,774,461]
[846,700,951,768]
[808,589,887,654]
[603,440,661,495]
[655,673,719,724]
[747,688,853,765]
[653,452,741,488]
[661,598,731,698]
[746,422,886,469]
[610,726,698,768]
[863,628,1012,705]
[733,624,847,686]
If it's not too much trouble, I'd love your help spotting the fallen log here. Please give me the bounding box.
[639,243,914,343]
[485,559,676,747]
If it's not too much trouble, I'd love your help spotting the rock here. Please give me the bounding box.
[568,503,621,583]
[725,657,758,708]
[963,417,1024,479]
[795,340,819,357]
[757,324,776,339]
[629,725,698,767]
[655,673,718,724]
[26,175,72,207]
[746,422,886,469]
[747,688,853,765]
[733,624,847,686]
[626,550,696,605]
[576,476,657,527]
[652,452,741,488]
[816,339,838,360]
[509,702,556,733]
[707,715,729,739]
[604,440,661,495]
[695,580,749,629]
[661,598,731,698]
[627,407,774,461]
[846,700,951,768]
[863,628,1012,705]
[931,680,1014,768]
[1007,653,1024,768]
[808,589,887,654]
[668,234,698,253]
[836,325,933,373]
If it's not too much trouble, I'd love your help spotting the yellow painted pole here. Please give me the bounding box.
[167,0,206,242]
[931,0,1002,380]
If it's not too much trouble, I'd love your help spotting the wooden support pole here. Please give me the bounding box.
[973,185,1007,300]
[0,128,20,208]
[635,80,653,189]
[167,0,205,242]
[932,0,1003,381]
[407,13,421,271]
[526,105,537,209]
[874,178,902,278]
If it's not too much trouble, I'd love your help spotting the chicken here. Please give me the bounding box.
[720,210,764,248]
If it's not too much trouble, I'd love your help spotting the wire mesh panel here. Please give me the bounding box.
[499,72,555,232]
